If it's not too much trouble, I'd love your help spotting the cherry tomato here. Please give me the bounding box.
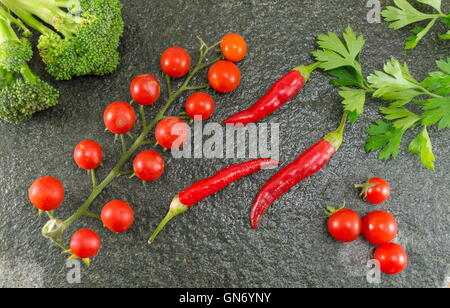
[221,33,247,62]
[185,92,215,120]
[101,200,135,233]
[363,211,398,245]
[133,150,165,182]
[29,177,65,211]
[130,74,161,106]
[103,101,136,135]
[160,46,191,78]
[73,140,103,170]
[155,117,189,149]
[70,229,101,259]
[374,243,408,275]
[208,60,241,93]
[327,209,362,243]
[357,177,391,204]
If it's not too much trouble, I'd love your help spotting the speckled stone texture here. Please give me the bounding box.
[0,0,449,288]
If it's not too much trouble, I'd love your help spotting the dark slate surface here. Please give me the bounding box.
[0,0,449,288]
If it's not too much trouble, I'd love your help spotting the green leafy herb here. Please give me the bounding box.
[408,126,436,171]
[313,28,449,171]
[312,26,368,122]
[382,0,449,49]
[338,88,367,123]
[365,121,405,160]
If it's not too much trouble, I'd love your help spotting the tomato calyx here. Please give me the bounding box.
[63,251,92,266]
[325,202,346,217]
[355,178,379,198]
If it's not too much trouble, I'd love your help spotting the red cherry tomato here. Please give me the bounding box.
[221,33,247,62]
[208,60,241,93]
[29,177,65,211]
[155,117,189,149]
[327,209,362,243]
[185,92,215,120]
[73,140,103,170]
[103,101,136,135]
[374,243,408,275]
[363,211,398,245]
[130,74,161,106]
[133,150,165,182]
[101,200,135,233]
[160,46,191,78]
[70,229,101,259]
[357,177,391,204]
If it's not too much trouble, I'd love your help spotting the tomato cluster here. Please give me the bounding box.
[326,177,408,275]
[28,34,246,264]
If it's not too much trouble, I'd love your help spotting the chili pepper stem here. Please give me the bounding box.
[294,62,321,82]
[323,112,348,150]
[148,195,189,245]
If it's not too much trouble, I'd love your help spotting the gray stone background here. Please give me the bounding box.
[0,0,449,288]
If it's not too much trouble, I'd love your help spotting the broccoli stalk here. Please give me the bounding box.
[0,0,124,80]
[0,5,59,124]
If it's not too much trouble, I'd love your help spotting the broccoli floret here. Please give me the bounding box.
[0,6,59,124]
[1,0,124,80]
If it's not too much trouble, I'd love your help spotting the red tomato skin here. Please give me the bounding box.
[221,33,247,62]
[70,229,101,259]
[185,92,215,120]
[103,101,136,135]
[133,150,165,182]
[160,47,191,78]
[374,243,408,275]
[130,74,161,106]
[73,140,103,170]
[363,211,398,245]
[328,209,362,242]
[155,117,189,149]
[29,177,65,211]
[208,61,241,93]
[101,200,135,233]
[366,178,391,204]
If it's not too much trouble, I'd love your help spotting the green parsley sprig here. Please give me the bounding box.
[383,0,450,49]
[312,26,449,171]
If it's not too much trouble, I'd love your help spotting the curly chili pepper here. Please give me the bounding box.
[250,113,348,229]
[224,63,320,126]
[149,158,280,244]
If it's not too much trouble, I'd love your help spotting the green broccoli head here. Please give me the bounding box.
[2,0,124,80]
[0,69,59,123]
[0,6,60,124]
[0,38,33,72]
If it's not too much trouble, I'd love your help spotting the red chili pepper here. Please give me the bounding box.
[224,63,320,126]
[149,158,280,244]
[250,113,348,229]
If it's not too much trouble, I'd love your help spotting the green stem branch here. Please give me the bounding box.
[50,38,221,246]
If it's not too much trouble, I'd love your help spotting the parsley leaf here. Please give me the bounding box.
[417,0,442,12]
[383,0,436,29]
[365,121,405,160]
[405,19,438,49]
[436,58,450,74]
[379,106,421,130]
[328,67,365,88]
[367,58,423,102]
[338,88,367,123]
[422,59,450,96]
[312,26,365,76]
[408,126,436,171]
[382,0,447,49]
[422,97,450,130]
